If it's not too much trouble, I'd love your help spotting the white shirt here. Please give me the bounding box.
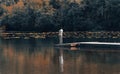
[59,29,63,36]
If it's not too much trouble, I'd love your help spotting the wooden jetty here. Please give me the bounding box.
[55,42,120,47]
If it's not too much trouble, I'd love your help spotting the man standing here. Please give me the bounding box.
[59,29,63,44]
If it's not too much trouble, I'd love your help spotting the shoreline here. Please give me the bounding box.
[1,31,120,39]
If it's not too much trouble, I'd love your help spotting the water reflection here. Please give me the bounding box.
[59,49,64,73]
[0,38,120,74]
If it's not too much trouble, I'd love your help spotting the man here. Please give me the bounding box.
[59,29,63,44]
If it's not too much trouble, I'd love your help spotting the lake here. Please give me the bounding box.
[0,38,120,74]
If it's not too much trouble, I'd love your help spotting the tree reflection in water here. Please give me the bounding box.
[0,39,120,74]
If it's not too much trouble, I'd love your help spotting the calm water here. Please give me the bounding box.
[0,38,120,74]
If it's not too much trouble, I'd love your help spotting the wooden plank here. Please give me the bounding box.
[79,42,120,45]
[55,42,120,47]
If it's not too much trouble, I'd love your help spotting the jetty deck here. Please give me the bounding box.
[55,42,120,47]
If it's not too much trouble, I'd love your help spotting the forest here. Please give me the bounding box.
[0,0,120,32]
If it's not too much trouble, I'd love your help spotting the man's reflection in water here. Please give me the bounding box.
[59,49,64,72]
[58,47,78,73]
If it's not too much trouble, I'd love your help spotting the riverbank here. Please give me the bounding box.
[1,31,120,39]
